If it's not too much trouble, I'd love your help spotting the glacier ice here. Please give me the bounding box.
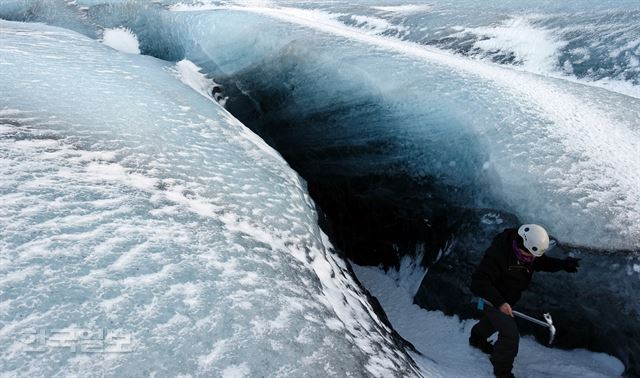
[239,0,640,94]
[2,0,640,376]
[160,3,640,251]
[0,20,421,377]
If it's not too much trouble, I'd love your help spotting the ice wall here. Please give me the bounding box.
[164,5,640,252]
[3,0,639,253]
[0,20,421,377]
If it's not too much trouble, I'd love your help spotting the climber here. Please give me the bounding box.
[469,224,580,378]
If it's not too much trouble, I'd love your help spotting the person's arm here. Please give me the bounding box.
[533,255,580,273]
[471,250,507,309]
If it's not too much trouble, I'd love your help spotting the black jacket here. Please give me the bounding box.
[470,228,565,307]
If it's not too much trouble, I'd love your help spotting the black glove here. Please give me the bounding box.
[563,257,580,273]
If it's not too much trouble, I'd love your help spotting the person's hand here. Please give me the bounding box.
[499,303,513,317]
[563,257,580,273]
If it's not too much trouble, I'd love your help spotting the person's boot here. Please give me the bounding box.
[469,334,494,355]
[494,371,515,378]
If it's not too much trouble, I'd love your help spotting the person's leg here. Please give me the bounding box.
[471,313,497,340]
[470,312,496,354]
[485,307,519,376]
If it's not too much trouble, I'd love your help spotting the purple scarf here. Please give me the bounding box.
[512,239,535,264]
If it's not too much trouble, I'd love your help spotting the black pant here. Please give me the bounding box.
[471,306,519,375]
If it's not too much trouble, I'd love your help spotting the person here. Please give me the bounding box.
[469,224,580,378]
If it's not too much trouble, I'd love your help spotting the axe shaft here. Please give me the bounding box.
[479,299,553,329]
[477,298,556,345]
[512,310,551,329]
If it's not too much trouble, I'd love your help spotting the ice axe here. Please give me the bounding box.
[477,298,556,345]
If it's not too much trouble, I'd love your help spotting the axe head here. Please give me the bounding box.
[543,313,556,345]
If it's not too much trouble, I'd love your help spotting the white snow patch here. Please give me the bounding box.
[101,27,140,54]
[221,363,251,378]
[348,15,395,34]
[170,3,220,12]
[84,162,157,191]
[172,59,215,101]
[464,16,567,73]
[170,0,274,12]
[372,4,433,14]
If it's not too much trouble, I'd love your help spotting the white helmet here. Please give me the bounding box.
[518,224,549,257]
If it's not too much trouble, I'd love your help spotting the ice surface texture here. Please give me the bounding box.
[4,0,639,252]
[228,0,640,96]
[0,21,420,377]
[163,4,640,251]
[2,0,640,375]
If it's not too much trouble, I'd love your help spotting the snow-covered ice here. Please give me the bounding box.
[0,20,419,377]
[371,5,434,14]
[460,16,568,73]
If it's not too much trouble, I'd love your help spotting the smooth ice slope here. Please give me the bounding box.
[0,20,420,377]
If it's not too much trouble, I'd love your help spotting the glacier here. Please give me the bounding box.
[162,3,640,252]
[0,19,422,377]
[1,0,640,376]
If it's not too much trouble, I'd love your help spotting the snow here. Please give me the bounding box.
[172,59,213,98]
[101,27,140,54]
[348,14,396,34]
[462,16,568,73]
[221,363,251,378]
[352,259,625,378]
[171,59,226,106]
[371,5,433,14]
